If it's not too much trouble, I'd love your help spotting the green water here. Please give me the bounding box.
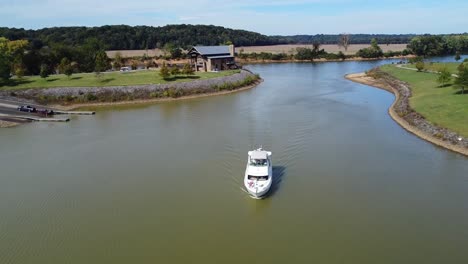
[1,61,467,263]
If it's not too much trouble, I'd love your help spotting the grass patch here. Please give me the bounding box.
[403,62,466,74]
[0,69,240,90]
[381,64,468,137]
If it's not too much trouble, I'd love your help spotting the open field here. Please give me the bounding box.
[107,44,408,58]
[0,70,239,90]
[381,64,468,137]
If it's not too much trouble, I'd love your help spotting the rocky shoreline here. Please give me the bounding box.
[2,70,260,107]
[346,69,468,157]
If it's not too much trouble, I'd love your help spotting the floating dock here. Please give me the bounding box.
[0,114,70,122]
[54,110,95,115]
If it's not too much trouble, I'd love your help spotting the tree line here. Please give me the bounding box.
[0,25,446,50]
[0,37,110,82]
[0,25,278,50]
[407,34,468,56]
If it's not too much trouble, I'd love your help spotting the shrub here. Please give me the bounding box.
[182,63,194,75]
[415,61,425,72]
[159,62,171,79]
[170,66,180,76]
[86,93,98,101]
[437,67,452,86]
[40,64,49,78]
[415,61,426,72]
[409,56,423,64]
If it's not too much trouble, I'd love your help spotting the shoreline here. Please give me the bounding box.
[237,55,415,65]
[0,119,20,128]
[52,80,263,110]
[345,72,468,157]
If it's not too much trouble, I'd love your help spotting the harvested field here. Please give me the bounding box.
[107,44,407,58]
[107,49,165,58]
[237,44,407,55]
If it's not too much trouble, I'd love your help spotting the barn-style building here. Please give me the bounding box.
[188,45,237,72]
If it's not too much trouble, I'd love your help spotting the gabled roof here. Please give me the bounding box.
[191,45,230,56]
[207,55,234,59]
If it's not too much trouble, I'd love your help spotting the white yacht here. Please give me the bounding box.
[244,147,272,198]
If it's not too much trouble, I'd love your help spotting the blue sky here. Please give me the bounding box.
[1,0,467,35]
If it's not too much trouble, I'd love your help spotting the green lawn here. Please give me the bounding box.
[381,64,468,137]
[0,69,240,90]
[403,62,465,74]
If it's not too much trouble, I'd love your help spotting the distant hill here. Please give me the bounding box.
[0,25,279,50]
[1,24,422,50]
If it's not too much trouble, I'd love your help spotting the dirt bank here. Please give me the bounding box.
[345,70,468,157]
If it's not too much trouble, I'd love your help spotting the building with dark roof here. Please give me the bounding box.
[188,45,237,72]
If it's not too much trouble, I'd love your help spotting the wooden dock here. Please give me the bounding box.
[0,114,70,122]
[54,110,96,115]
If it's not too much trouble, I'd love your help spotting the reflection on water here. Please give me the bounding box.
[1,60,468,264]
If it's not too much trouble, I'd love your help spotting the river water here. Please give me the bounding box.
[1,60,467,263]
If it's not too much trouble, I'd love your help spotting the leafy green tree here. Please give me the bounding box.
[182,63,194,75]
[295,47,314,60]
[337,51,346,61]
[437,67,452,87]
[0,50,11,81]
[78,38,107,72]
[171,48,183,59]
[454,66,468,94]
[159,62,170,79]
[0,37,28,81]
[170,66,180,76]
[13,63,25,79]
[370,38,379,49]
[94,50,109,76]
[113,51,123,70]
[59,57,73,78]
[58,57,69,74]
[356,38,383,58]
[455,52,461,61]
[162,43,175,59]
[40,64,49,78]
[415,61,425,72]
[408,35,445,57]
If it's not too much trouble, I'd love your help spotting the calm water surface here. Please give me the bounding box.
[1,60,468,263]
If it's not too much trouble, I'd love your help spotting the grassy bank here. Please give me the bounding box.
[381,64,468,137]
[402,62,466,74]
[0,70,239,90]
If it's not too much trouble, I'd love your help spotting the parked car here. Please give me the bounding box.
[17,105,37,113]
[120,66,131,72]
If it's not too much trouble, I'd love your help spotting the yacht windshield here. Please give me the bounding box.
[248,175,269,181]
[250,158,267,166]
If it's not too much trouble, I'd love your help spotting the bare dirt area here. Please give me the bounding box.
[107,49,165,58]
[107,44,407,58]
